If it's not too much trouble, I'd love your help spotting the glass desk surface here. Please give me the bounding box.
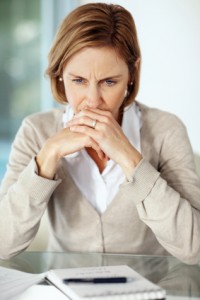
[0,251,200,299]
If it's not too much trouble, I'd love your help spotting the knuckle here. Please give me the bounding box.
[101,116,109,124]
[79,125,86,132]
[98,131,105,140]
[78,117,85,124]
[102,114,112,124]
[106,110,112,117]
[100,123,107,132]
[85,136,92,144]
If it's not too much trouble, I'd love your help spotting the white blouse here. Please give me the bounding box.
[63,103,142,214]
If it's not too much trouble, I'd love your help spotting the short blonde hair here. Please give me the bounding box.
[46,3,141,106]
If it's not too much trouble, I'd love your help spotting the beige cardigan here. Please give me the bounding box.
[0,102,200,264]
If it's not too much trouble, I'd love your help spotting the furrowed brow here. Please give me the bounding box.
[67,73,123,80]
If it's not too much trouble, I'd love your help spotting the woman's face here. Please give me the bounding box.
[62,47,130,120]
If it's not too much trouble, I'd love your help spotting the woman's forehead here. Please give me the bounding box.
[63,47,128,76]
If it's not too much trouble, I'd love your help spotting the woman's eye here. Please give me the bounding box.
[72,78,85,84]
[105,79,115,86]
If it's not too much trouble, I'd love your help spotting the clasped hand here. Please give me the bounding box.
[36,108,142,179]
[67,108,131,164]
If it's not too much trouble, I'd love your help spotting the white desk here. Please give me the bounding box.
[1,251,200,299]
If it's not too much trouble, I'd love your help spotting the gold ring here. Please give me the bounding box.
[92,119,97,129]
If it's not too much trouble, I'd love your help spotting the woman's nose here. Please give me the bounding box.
[85,85,102,108]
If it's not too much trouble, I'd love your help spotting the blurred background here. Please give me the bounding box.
[0,0,200,182]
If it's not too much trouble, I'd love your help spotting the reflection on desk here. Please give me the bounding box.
[0,252,200,299]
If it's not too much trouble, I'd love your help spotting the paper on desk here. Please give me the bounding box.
[0,266,45,300]
[10,285,68,300]
[0,265,166,300]
[46,265,166,299]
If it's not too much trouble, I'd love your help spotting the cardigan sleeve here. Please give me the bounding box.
[0,116,61,259]
[121,118,200,265]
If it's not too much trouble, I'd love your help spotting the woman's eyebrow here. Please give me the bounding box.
[100,75,123,80]
[67,73,84,78]
[67,72,123,80]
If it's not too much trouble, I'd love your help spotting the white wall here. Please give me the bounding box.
[81,0,200,156]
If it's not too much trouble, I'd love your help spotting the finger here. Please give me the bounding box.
[70,124,98,138]
[70,124,108,158]
[83,108,117,124]
[91,145,104,160]
[82,135,104,160]
[84,107,112,117]
[73,109,114,125]
[66,115,96,128]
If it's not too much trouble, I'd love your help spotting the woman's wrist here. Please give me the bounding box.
[36,145,59,180]
[119,148,143,181]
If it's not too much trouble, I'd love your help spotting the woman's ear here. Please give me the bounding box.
[128,58,140,83]
[135,57,141,70]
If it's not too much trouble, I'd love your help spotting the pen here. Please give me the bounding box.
[63,277,133,284]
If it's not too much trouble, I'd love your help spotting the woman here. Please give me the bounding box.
[0,3,200,264]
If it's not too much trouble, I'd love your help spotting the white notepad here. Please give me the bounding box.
[46,265,166,300]
[0,265,166,300]
[10,285,67,300]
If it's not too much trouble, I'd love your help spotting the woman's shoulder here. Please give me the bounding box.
[22,108,64,131]
[136,101,186,132]
[17,108,64,141]
[24,108,63,124]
